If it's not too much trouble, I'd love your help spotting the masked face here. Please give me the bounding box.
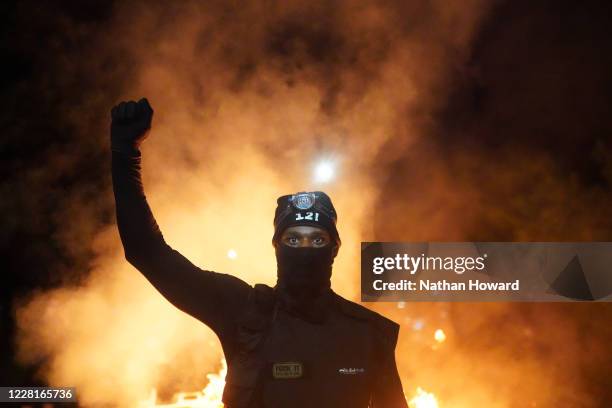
[275,226,338,295]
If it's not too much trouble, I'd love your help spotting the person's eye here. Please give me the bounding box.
[313,237,327,246]
[288,237,300,245]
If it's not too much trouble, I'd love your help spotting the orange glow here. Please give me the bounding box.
[12,2,604,408]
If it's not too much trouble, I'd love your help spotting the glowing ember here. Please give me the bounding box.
[408,387,439,408]
[139,359,227,408]
[434,328,446,343]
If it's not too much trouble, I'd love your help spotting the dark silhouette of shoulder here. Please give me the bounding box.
[332,292,400,347]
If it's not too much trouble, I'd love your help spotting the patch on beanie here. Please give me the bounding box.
[291,192,316,210]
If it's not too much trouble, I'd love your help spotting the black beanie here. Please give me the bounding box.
[272,191,341,246]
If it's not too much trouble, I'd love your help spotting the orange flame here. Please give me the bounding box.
[139,359,227,408]
[408,387,439,408]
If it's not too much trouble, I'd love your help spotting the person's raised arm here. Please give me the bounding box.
[110,98,250,338]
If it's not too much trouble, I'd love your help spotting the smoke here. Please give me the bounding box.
[8,0,611,407]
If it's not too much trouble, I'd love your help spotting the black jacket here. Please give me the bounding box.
[112,152,407,408]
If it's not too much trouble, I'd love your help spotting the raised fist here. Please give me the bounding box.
[110,98,154,154]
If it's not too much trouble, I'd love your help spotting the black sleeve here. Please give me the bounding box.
[111,150,251,338]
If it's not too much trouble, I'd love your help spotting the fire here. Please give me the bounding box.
[408,387,439,408]
[139,359,227,408]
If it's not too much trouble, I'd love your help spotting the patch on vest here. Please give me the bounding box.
[272,362,303,379]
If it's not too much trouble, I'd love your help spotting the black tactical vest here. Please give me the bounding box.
[222,284,406,408]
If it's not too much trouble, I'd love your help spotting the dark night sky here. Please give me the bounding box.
[1,0,611,404]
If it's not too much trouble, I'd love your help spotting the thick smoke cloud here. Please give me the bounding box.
[3,0,611,407]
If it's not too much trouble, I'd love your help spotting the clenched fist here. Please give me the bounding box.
[110,98,154,155]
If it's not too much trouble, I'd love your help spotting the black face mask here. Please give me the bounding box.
[275,245,335,296]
